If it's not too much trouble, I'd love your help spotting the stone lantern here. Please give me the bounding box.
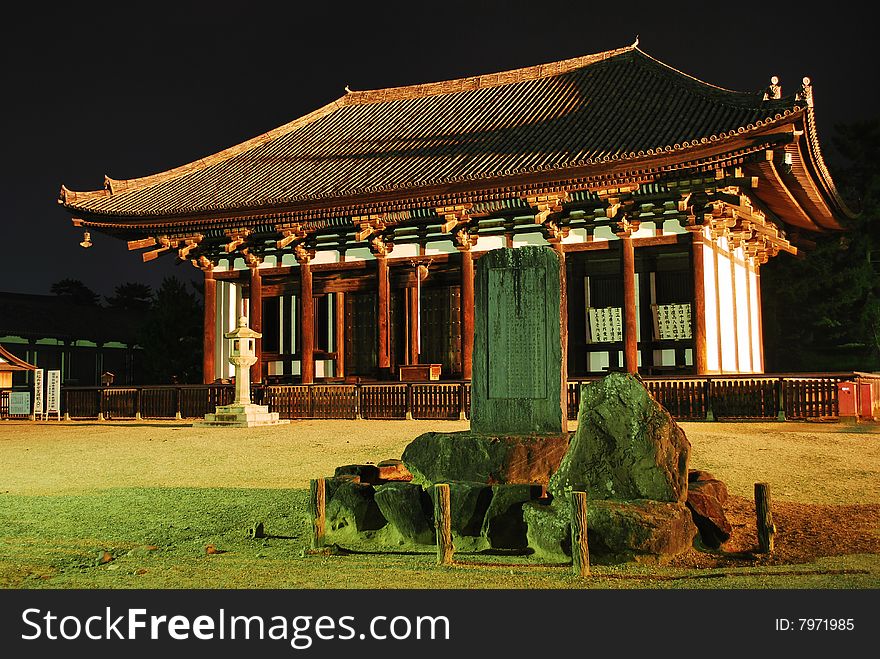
[227,316,260,405]
[194,316,289,427]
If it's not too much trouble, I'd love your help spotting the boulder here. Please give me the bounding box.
[402,431,569,487]
[373,482,434,545]
[325,479,386,544]
[377,459,413,482]
[335,464,380,483]
[550,373,690,503]
[482,484,546,550]
[686,478,732,548]
[524,497,697,564]
[437,481,493,552]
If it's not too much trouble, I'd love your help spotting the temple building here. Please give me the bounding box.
[59,44,851,385]
[0,292,144,386]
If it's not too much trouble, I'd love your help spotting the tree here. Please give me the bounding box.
[50,278,100,306]
[137,276,203,384]
[105,282,153,311]
[761,119,880,372]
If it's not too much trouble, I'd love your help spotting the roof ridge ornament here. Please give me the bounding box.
[795,77,813,107]
[763,76,782,100]
[631,35,639,48]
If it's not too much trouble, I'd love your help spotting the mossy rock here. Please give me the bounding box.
[524,496,697,564]
[373,482,434,545]
[324,479,386,545]
[402,431,568,487]
[482,484,545,550]
[550,373,690,503]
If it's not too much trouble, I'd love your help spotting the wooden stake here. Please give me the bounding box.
[570,491,590,577]
[434,483,454,565]
[309,478,326,550]
[755,482,775,553]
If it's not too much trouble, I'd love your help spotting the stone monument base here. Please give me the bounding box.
[193,403,290,428]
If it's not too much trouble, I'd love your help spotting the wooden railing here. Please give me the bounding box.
[2,372,875,422]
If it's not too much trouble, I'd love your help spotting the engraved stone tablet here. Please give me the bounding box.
[472,246,565,435]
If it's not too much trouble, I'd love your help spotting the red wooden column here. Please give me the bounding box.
[202,268,216,384]
[552,240,568,387]
[249,265,263,384]
[298,253,315,384]
[690,231,708,374]
[621,235,639,374]
[377,254,391,377]
[459,248,475,379]
[408,285,420,365]
[335,292,345,378]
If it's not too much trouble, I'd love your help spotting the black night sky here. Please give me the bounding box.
[2,1,876,299]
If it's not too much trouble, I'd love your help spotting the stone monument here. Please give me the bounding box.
[194,316,289,428]
[317,246,701,562]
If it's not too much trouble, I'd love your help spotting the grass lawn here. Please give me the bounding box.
[0,419,877,589]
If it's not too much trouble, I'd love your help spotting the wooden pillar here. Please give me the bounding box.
[335,292,345,378]
[621,236,638,374]
[377,255,391,377]
[202,269,216,384]
[408,286,420,365]
[691,233,708,375]
[300,258,314,384]
[459,249,475,380]
[553,241,568,426]
[249,266,263,384]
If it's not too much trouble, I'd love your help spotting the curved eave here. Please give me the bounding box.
[0,345,36,371]
[62,119,800,235]
[748,152,819,232]
[794,106,856,225]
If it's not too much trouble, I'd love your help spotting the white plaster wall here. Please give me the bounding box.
[389,243,419,259]
[734,249,752,372]
[472,235,506,252]
[512,233,549,248]
[424,240,457,256]
[716,240,737,373]
[345,247,374,262]
[561,228,588,244]
[701,235,720,373]
[750,267,763,372]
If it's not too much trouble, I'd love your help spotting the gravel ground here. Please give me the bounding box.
[0,419,877,503]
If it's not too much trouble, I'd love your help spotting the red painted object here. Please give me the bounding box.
[838,381,857,419]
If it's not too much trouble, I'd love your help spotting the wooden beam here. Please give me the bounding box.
[691,233,708,375]
[127,237,156,250]
[460,250,474,380]
[377,255,390,376]
[335,291,345,378]
[203,270,216,384]
[249,267,263,384]
[622,236,638,374]
[300,260,314,384]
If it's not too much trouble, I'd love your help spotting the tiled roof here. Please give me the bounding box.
[0,292,146,345]
[61,46,804,218]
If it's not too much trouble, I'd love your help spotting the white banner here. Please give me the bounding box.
[588,307,623,343]
[33,368,44,415]
[654,303,692,340]
[47,370,61,414]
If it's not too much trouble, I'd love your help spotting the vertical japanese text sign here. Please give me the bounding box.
[47,370,61,419]
[33,368,44,417]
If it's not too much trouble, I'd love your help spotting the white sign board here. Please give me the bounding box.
[654,303,692,340]
[588,307,623,343]
[47,370,61,416]
[33,369,44,415]
[9,392,31,416]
